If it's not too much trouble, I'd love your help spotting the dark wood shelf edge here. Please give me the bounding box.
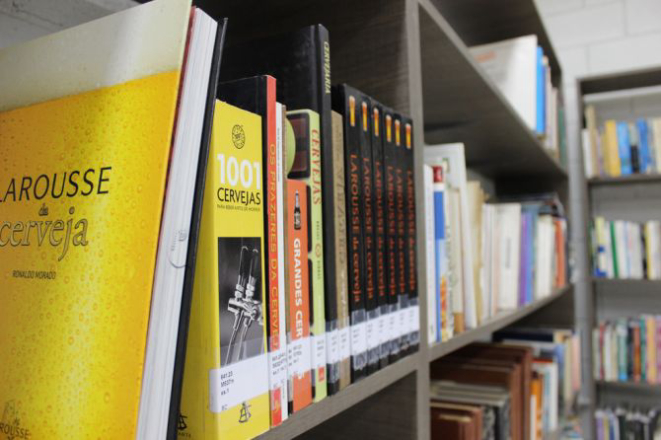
[596,380,661,391]
[587,174,661,186]
[256,353,420,439]
[592,278,661,285]
[429,285,572,362]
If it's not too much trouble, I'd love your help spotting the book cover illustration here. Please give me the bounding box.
[180,100,269,439]
[0,0,195,438]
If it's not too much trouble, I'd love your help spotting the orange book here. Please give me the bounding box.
[530,373,543,440]
[286,178,313,412]
[554,219,566,288]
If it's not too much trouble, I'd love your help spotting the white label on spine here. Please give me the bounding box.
[268,347,288,391]
[312,334,326,371]
[397,307,408,337]
[376,313,386,346]
[338,326,351,361]
[209,354,269,413]
[365,318,376,350]
[350,321,367,355]
[410,305,420,333]
[287,337,311,380]
[326,329,340,364]
[387,309,398,343]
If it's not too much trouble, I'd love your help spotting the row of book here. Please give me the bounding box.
[0,3,419,438]
[593,316,661,384]
[423,144,568,344]
[596,406,661,440]
[590,217,661,280]
[430,328,581,440]
[470,34,566,162]
[177,25,422,439]
[582,105,661,178]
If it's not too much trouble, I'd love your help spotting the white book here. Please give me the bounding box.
[615,221,629,279]
[468,35,538,131]
[535,215,555,299]
[448,188,465,331]
[652,118,661,174]
[494,203,521,310]
[423,165,438,344]
[603,220,615,279]
[425,143,477,329]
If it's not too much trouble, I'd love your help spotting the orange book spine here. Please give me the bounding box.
[286,178,313,412]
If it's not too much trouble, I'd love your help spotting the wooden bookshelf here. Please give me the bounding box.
[577,67,661,431]
[130,0,572,438]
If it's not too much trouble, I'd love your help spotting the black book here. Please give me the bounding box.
[170,18,227,440]
[382,106,402,363]
[356,93,379,376]
[220,24,337,395]
[370,100,390,370]
[402,115,419,353]
[333,84,368,381]
[393,113,410,356]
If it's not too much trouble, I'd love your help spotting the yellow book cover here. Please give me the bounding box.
[604,120,621,177]
[0,0,192,438]
[180,100,270,439]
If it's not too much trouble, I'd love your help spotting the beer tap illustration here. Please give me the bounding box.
[226,245,263,365]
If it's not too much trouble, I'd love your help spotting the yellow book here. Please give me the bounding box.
[180,100,270,439]
[603,120,621,176]
[647,316,657,383]
[0,0,212,437]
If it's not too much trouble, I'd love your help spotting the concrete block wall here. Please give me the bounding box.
[535,0,661,153]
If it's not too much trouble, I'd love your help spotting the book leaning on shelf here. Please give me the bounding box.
[424,144,568,345]
[583,103,661,178]
[0,0,226,438]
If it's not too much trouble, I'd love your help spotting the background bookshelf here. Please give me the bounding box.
[577,67,661,436]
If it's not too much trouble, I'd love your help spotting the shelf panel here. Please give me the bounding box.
[596,380,661,391]
[418,0,567,182]
[426,0,562,87]
[429,285,572,362]
[257,353,419,439]
[580,67,661,96]
[588,173,661,186]
[593,278,661,286]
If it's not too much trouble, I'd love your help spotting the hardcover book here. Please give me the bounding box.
[221,25,333,398]
[218,76,289,427]
[0,1,223,438]
[403,115,419,351]
[287,109,327,399]
[180,100,269,439]
[394,113,410,355]
[333,84,368,380]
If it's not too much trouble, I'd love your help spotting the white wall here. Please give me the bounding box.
[0,0,136,50]
[535,0,661,147]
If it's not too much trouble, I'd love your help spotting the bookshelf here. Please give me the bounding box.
[577,66,661,433]
[130,0,572,438]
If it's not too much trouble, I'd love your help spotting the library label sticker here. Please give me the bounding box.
[209,354,269,413]
[326,329,340,364]
[312,333,327,371]
[287,337,311,380]
[350,321,367,355]
[338,326,351,361]
[268,347,288,391]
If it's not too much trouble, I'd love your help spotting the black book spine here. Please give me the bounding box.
[403,116,419,353]
[315,26,342,395]
[394,113,409,356]
[371,101,389,370]
[333,84,367,381]
[359,94,378,375]
[383,108,401,363]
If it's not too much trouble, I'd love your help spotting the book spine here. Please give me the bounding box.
[656,316,661,384]
[358,95,379,375]
[286,177,313,413]
[267,99,288,426]
[394,114,409,355]
[371,102,390,368]
[315,25,342,397]
[424,165,437,345]
[432,166,447,343]
[637,119,651,173]
[404,116,419,351]
[330,111,351,392]
[383,109,401,361]
[335,85,367,381]
[286,109,327,401]
[616,122,632,175]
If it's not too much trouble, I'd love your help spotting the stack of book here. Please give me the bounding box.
[469,35,565,162]
[430,331,580,440]
[593,316,661,384]
[595,406,661,439]
[582,104,661,178]
[590,217,661,280]
[423,143,568,344]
